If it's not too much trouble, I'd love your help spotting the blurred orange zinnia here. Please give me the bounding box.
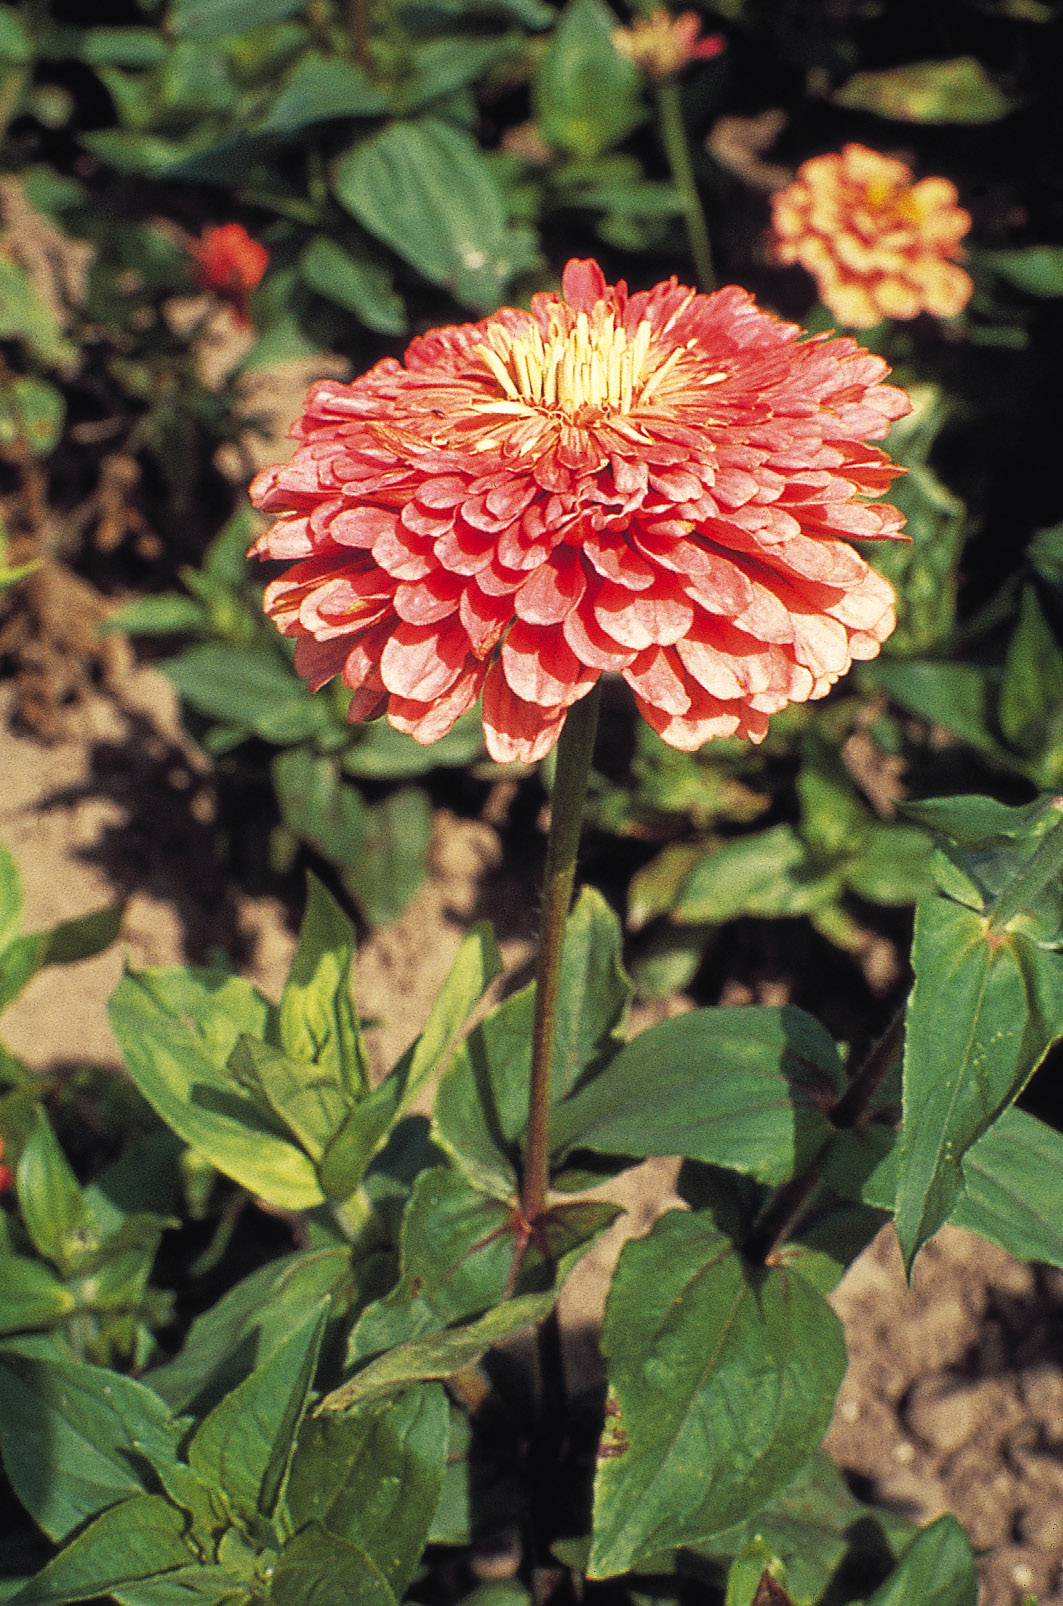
[189,223,268,323]
[250,259,910,763]
[612,8,726,80]
[770,143,973,329]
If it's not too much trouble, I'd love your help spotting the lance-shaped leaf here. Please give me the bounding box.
[350,1167,617,1362]
[318,922,502,1202]
[433,891,634,1198]
[950,1106,1063,1267]
[10,1494,193,1606]
[896,902,1063,1268]
[0,1258,75,1334]
[864,1515,977,1606]
[588,1211,847,1578]
[285,1384,448,1596]
[147,1248,353,1418]
[553,1006,842,1187]
[109,968,323,1211]
[271,1524,397,1606]
[187,1298,331,1534]
[277,874,369,1100]
[0,1348,185,1542]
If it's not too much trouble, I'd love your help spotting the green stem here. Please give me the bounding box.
[655,79,716,291]
[521,685,602,1226]
[987,798,1063,934]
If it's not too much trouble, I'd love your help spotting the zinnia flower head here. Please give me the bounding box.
[770,143,973,329]
[249,259,911,763]
[612,8,726,80]
[189,223,268,324]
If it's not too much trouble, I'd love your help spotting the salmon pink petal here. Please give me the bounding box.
[380,619,469,700]
[482,660,567,764]
[514,548,586,625]
[502,620,598,707]
[388,664,483,744]
[394,569,463,626]
[563,602,639,672]
[594,579,694,649]
[561,258,608,311]
[293,636,350,692]
[460,584,514,658]
[622,648,691,716]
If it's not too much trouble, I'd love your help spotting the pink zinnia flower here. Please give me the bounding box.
[770,144,973,328]
[249,259,910,763]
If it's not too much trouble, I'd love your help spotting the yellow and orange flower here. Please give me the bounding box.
[613,8,726,81]
[250,259,910,763]
[770,143,973,329]
[188,223,268,324]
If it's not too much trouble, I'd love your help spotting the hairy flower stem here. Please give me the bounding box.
[656,80,716,291]
[521,685,602,1227]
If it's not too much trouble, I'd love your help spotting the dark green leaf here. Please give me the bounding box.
[15,1106,86,1271]
[259,52,390,132]
[272,748,365,879]
[0,1351,183,1542]
[10,1495,192,1606]
[553,1006,841,1187]
[109,968,323,1211]
[896,897,1063,1268]
[671,826,837,924]
[864,1515,976,1606]
[845,824,935,906]
[271,1524,397,1606]
[999,588,1063,764]
[332,118,537,310]
[147,1249,353,1418]
[871,662,1011,765]
[171,0,307,41]
[298,237,407,336]
[187,1298,331,1529]
[396,36,518,114]
[951,1106,1063,1267]
[587,1211,847,1577]
[162,645,330,745]
[0,1259,75,1334]
[286,1384,448,1594]
[319,922,502,1201]
[0,258,75,366]
[340,786,433,927]
[533,0,644,157]
[279,874,369,1100]
[550,887,632,1099]
[981,246,1063,297]
[833,57,1013,122]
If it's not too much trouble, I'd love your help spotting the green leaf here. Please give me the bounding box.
[272,748,365,877]
[332,117,537,311]
[864,1515,977,1606]
[552,1006,841,1187]
[109,968,323,1211]
[259,52,390,132]
[10,1495,193,1606]
[318,1290,557,1408]
[171,0,307,40]
[340,786,433,927]
[103,1566,246,1606]
[833,57,1014,122]
[187,1298,331,1531]
[15,1106,86,1271]
[395,35,518,114]
[162,645,330,745]
[671,826,837,924]
[104,594,206,638]
[279,874,369,1100]
[0,377,65,455]
[38,904,124,967]
[286,1384,448,1595]
[587,1211,847,1578]
[684,1449,913,1606]
[845,823,935,906]
[0,847,23,952]
[896,897,1063,1268]
[147,1249,353,1418]
[271,1524,398,1606]
[999,587,1063,763]
[0,9,31,62]
[0,1259,75,1334]
[951,1106,1063,1268]
[229,1037,349,1164]
[298,237,407,336]
[319,922,502,1201]
[533,0,644,158]
[434,890,638,1197]
[0,1351,184,1542]
[871,661,1013,766]
[981,245,1063,297]
[0,258,75,367]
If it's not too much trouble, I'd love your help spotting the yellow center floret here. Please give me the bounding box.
[474,307,687,419]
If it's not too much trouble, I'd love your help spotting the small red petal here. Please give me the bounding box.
[561,258,608,311]
[502,620,597,708]
[514,548,586,626]
[380,618,470,700]
[622,648,691,716]
[388,663,483,744]
[460,583,514,657]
